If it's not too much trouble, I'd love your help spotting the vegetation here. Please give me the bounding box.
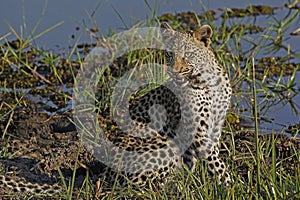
[0,1,299,199]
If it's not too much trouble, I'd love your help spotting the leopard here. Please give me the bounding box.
[0,22,232,196]
[160,22,232,184]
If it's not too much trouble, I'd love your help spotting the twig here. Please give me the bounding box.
[31,69,52,84]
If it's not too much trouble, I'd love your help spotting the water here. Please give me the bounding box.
[1,0,299,133]
[0,0,288,48]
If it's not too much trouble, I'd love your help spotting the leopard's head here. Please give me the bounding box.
[160,22,213,79]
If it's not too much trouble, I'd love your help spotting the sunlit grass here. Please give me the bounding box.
[0,0,299,199]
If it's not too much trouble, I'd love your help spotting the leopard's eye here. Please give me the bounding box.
[184,52,192,58]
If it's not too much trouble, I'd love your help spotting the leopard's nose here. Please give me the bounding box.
[172,63,181,73]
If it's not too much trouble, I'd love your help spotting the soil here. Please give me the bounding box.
[0,105,103,195]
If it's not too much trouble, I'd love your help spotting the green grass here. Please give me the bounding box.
[0,1,300,199]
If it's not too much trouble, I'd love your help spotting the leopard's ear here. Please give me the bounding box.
[160,22,176,36]
[193,25,213,47]
[160,22,176,48]
[160,22,174,31]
